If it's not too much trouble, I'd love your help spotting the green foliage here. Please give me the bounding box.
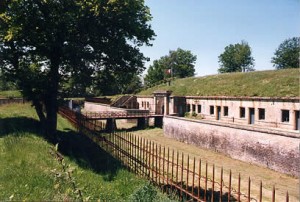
[93,72,143,96]
[138,69,299,97]
[184,112,190,117]
[144,48,196,87]
[192,111,197,117]
[0,70,17,91]
[0,103,174,201]
[129,183,157,202]
[0,90,22,98]
[0,0,155,134]
[271,37,300,69]
[218,41,255,73]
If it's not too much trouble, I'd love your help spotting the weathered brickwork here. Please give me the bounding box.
[163,116,300,176]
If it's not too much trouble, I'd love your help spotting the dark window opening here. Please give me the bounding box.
[198,105,202,113]
[187,104,191,112]
[258,108,265,120]
[224,106,228,116]
[282,110,289,122]
[192,104,196,112]
[240,107,245,118]
[210,106,214,115]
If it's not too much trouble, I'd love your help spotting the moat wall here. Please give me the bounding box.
[163,116,299,176]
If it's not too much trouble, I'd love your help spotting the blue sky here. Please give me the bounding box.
[140,0,300,76]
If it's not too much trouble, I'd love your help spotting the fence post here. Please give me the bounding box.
[212,164,215,202]
[186,155,189,198]
[192,157,195,198]
[220,167,223,202]
[181,152,184,201]
[272,185,275,202]
[155,143,158,185]
[259,181,262,202]
[158,145,161,188]
[248,177,251,202]
[163,147,166,193]
[228,170,231,202]
[198,159,201,199]
[171,150,175,193]
[205,162,207,201]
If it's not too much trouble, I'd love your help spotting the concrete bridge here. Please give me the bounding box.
[84,110,164,132]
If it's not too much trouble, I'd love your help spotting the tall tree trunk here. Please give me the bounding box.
[44,57,60,142]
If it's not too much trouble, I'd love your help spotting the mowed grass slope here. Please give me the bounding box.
[139,69,299,97]
[0,103,174,201]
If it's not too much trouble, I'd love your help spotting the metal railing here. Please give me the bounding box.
[58,107,291,202]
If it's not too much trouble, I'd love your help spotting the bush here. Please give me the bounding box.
[184,112,190,117]
[129,183,157,202]
[191,111,197,117]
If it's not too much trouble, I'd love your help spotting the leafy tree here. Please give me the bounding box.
[0,69,17,91]
[271,37,300,69]
[144,48,196,86]
[0,0,155,138]
[218,41,255,73]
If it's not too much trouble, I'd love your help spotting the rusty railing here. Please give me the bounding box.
[58,107,291,202]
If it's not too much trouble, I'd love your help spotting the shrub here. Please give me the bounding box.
[191,111,197,117]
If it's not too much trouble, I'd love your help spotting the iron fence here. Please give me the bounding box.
[58,107,291,202]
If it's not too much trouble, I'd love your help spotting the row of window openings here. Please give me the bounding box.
[187,105,291,123]
[141,101,150,108]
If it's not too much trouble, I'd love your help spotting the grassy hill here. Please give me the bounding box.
[0,103,174,201]
[139,69,300,97]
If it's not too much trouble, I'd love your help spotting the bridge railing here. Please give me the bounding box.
[85,109,152,119]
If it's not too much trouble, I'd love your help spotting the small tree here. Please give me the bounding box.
[218,41,255,73]
[271,37,300,69]
[144,48,196,86]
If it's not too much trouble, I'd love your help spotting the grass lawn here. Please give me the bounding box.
[130,127,299,202]
[0,90,22,98]
[0,103,175,201]
[138,69,299,97]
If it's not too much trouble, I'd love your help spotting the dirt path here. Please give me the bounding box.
[129,128,299,202]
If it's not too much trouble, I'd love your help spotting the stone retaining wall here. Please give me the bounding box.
[163,116,299,176]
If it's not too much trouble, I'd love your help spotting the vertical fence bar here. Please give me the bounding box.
[238,173,241,202]
[145,139,148,178]
[143,138,146,176]
[286,191,289,202]
[228,170,231,202]
[192,157,195,197]
[272,185,275,202]
[158,145,161,187]
[259,181,262,202]
[167,147,170,191]
[171,149,175,192]
[138,136,141,174]
[134,135,137,174]
[205,162,207,201]
[220,167,223,202]
[212,164,215,202]
[137,136,140,175]
[176,151,179,194]
[186,155,190,199]
[163,147,166,193]
[129,134,132,171]
[198,159,201,199]
[181,153,184,201]
[248,177,251,202]
[155,143,158,184]
[152,141,155,180]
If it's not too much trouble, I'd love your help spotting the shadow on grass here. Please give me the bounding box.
[0,117,123,180]
[0,117,42,137]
